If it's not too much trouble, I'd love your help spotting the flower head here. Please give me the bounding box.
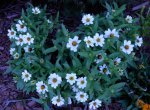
[120,40,134,54]
[66,36,81,52]
[82,14,94,25]
[84,36,94,48]
[51,95,65,106]
[10,48,16,55]
[24,46,34,53]
[48,73,62,89]
[66,73,77,85]
[7,28,16,39]
[32,7,41,14]
[95,53,104,64]
[93,33,105,47]
[99,64,111,75]
[15,34,25,46]
[72,85,79,93]
[77,77,87,89]
[125,15,133,23]
[16,20,27,32]
[135,36,143,47]
[36,81,48,94]
[104,29,119,38]
[75,91,88,102]
[22,70,32,82]
[114,57,121,65]
[89,99,102,110]
[13,52,19,59]
[23,33,34,45]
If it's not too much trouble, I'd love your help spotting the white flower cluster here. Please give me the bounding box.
[8,7,42,59]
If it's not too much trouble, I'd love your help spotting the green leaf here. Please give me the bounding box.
[61,24,68,36]
[44,46,57,55]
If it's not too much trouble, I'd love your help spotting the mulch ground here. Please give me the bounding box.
[0,0,149,110]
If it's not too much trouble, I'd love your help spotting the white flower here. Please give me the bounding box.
[93,33,105,47]
[15,34,25,46]
[47,19,52,24]
[10,48,16,55]
[66,36,81,52]
[36,81,48,94]
[114,57,121,65]
[104,29,119,38]
[13,52,19,59]
[75,91,88,102]
[24,46,34,53]
[22,70,32,82]
[135,36,143,47]
[48,73,62,89]
[84,36,94,48]
[16,20,27,32]
[66,73,77,85]
[23,33,34,45]
[51,95,65,106]
[77,77,87,89]
[99,64,111,75]
[72,85,79,93]
[125,15,133,23]
[32,7,41,14]
[89,99,102,110]
[7,28,16,39]
[95,53,104,64]
[120,40,134,54]
[81,14,94,25]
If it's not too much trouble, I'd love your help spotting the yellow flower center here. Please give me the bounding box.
[25,74,29,78]
[96,38,101,42]
[72,41,77,46]
[110,33,114,38]
[41,85,45,90]
[52,78,57,83]
[81,80,84,84]
[103,68,107,73]
[125,45,129,49]
[11,31,14,35]
[69,76,74,80]
[86,18,90,22]
[80,94,84,98]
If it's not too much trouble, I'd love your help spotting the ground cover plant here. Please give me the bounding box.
[6,2,148,110]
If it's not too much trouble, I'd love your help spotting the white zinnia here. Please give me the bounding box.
[36,81,48,94]
[51,96,65,106]
[13,52,19,59]
[114,57,121,65]
[72,85,79,93]
[22,70,32,82]
[93,33,105,47]
[7,28,16,39]
[24,46,34,53]
[10,48,16,55]
[66,36,81,52]
[89,99,102,110]
[95,53,104,64]
[16,20,27,32]
[135,36,143,47]
[84,36,94,48]
[66,73,77,85]
[23,33,34,45]
[48,73,62,89]
[99,64,111,75]
[75,91,88,102]
[32,7,41,14]
[77,77,87,89]
[125,15,133,23]
[15,34,25,46]
[120,40,134,54]
[81,14,94,25]
[104,29,119,38]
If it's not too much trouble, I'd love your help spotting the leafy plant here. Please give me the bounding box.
[7,3,143,110]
